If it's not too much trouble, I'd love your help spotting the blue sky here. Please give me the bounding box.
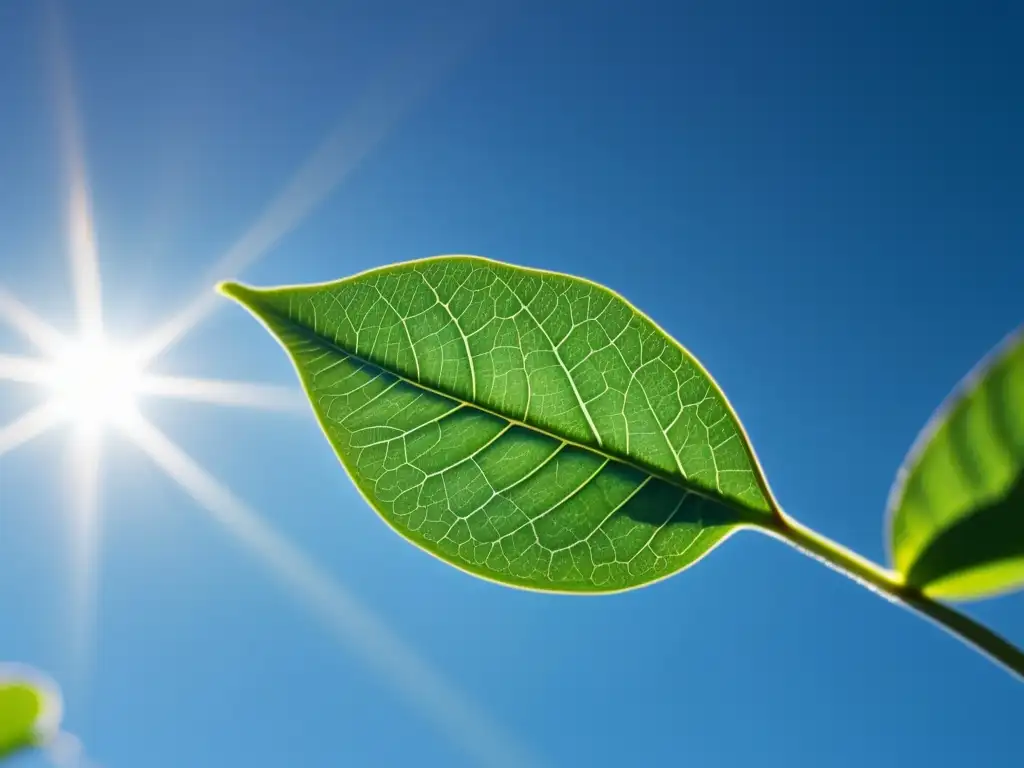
[1,1,1022,766]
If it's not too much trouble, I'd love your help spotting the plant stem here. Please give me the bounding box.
[757,512,1024,682]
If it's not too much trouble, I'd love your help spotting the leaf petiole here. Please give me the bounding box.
[758,513,1024,682]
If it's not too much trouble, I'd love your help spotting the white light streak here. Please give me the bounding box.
[0,353,53,385]
[0,403,64,458]
[135,13,490,365]
[0,288,68,355]
[137,374,307,412]
[47,4,103,338]
[67,422,103,686]
[126,414,542,768]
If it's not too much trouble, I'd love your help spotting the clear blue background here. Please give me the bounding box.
[1,1,1022,766]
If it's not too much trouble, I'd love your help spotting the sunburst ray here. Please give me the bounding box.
[134,16,487,366]
[0,403,64,458]
[0,353,52,385]
[124,414,541,768]
[66,178,103,339]
[48,3,103,338]
[0,288,68,355]
[67,422,103,690]
[136,374,306,412]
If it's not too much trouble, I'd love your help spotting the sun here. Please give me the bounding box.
[44,335,143,428]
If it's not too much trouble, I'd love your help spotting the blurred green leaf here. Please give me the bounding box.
[0,681,44,759]
[888,328,1024,600]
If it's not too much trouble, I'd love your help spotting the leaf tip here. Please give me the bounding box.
[216,280,258,304]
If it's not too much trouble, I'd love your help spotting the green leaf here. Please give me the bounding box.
[220,255,775,592]
[888,327,1024,601]
[0,665,61,760]
[0,683,40,759]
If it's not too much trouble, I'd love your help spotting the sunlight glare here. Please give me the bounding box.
[46,337,143,427]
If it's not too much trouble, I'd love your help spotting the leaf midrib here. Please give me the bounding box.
[257,295,770,524]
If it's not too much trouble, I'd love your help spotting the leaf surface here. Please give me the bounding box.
[222,255,774,592]
[888,328,1024,600]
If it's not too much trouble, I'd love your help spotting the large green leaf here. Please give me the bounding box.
[221,255,775,592]
[888,328,1024,601]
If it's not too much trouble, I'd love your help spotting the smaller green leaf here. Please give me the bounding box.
[0,684,41,759]
[888,327,1024,601]
[0,665,62,760]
